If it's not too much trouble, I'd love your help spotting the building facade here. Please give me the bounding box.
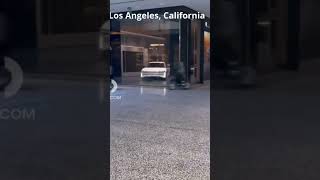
[1,0,108,75]
[1,0,304,81]
[213,0,300,78]
[110,6,210,85]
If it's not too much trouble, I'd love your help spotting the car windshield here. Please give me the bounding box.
[148,62,165,68]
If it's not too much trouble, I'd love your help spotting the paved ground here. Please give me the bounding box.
[2,58,319,180]
[1,76,210,180]
[110,84,210,179]
[214,59,320,180]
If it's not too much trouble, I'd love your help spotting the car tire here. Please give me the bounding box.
[169,83,176,90]
[183,83,190,89]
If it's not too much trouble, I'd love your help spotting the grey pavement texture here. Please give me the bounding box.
[214,59,320,180]
[0,79,107,180]
[110,84,210,179]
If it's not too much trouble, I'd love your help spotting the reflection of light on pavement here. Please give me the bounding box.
[140,86,167,96]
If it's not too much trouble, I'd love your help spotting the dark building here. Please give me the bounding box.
[300,0,320,59]
[2,0,316,82]
[0,0,107,75]
[213,0,301,81]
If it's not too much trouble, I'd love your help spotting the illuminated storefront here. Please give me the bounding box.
[110,6,210,85]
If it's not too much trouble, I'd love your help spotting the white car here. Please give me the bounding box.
[141,62,168,79]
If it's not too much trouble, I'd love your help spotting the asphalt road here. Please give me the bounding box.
[110,84,210,179]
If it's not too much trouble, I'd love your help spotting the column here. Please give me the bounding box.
[110,19,122,82]
[179,19,191,81]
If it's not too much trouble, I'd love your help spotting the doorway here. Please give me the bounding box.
[122,51,144,74]
[121,45,147,84]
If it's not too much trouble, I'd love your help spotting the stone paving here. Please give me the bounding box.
[110,84,210,180]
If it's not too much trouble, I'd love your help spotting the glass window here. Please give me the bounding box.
[118,18,180,74]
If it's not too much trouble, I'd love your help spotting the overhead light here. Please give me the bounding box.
[257,21,271,26]
[150,44,165,47]
[111,0,144,5]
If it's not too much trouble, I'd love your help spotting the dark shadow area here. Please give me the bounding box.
[213,0,320,179]
[1,0,109,179]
